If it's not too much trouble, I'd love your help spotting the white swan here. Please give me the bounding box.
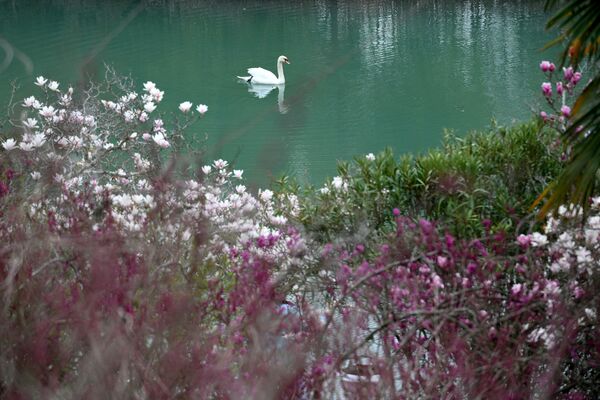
[237,55,290,85]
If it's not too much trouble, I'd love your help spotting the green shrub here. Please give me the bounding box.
[277,120,563,241]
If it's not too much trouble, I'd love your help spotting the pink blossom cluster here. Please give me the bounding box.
[538,60,584,130]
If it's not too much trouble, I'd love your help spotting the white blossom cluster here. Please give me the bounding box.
[530,201,600,275]
[4,77,303,266]
[519,199,600,339]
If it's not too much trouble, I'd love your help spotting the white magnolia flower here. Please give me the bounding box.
[527,327,555,348]
[112,194,133,208]
[139,112,149,122]
[30,171,41,180]
[213,159,228,169]
[366,153,375,161]
[557,232,575,249]
[30,133,46,148]
[587,216,600,229]
[179,101,193,113]
[575,247,593,264]
[123,110,135,122]
[201,165,212,174]
[150,88,165,103]
[23,96,41,109]
[59,94,71,105]
[584,228,599,244]
[235,185,246,193]
[19,142,34,152]
[39,106,56,118]
[2,138,17,151]
[531,232,548,247]
[149,88,164,102]
[320,187,330,194]
[144,102,157,113]
[196,104,208,114]
[23,118,38,129]
[260,189,274,202]
[152,132,170,148]
[143,81,156,92]
[233,169,244,179]
[47,81,59,91]
[34,76,48,87]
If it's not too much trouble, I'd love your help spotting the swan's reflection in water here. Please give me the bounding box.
[247,84,289,114]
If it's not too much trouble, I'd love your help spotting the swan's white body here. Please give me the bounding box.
[237,55,290,85]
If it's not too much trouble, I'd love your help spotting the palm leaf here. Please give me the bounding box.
[535,0,600,217]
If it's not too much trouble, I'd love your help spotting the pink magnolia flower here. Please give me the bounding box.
[511,283,523,296]
[540,111,548,121]
[556,81,564,96]
[561,105,571,118]
[437,255,449,268]
[517,234,531,247]
[563,66,574,81]
[539,60,551,72]
[572,71,582,85]
[541,82,552,97]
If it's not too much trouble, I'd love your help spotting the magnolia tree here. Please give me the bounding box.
[0,75,599,399]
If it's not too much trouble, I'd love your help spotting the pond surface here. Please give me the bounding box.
[1,0,554,186]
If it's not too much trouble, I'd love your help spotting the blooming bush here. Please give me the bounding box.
[538,60,584,132]
[1,74,599,399]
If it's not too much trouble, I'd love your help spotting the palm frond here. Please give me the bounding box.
[536,1,600,217]
[534,76,600,215]
[545,0,600,65]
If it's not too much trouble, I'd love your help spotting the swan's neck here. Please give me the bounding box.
[277,61,285,84]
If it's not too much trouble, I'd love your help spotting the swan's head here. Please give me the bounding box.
[278,55,290,65]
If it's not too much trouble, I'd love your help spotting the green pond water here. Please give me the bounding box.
[1,0,555,186]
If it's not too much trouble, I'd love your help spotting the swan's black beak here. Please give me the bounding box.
[285,59,290,64]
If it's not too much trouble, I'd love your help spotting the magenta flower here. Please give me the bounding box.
[539,61,551,72]
[437,255,449,268]
[540,111,548,121]
[511,283,523,296]
[541,82,552,97]
[561,105,571,118]
[572,71,582,85]
[517,234,531,247]
[563,66,574,81]
[556,82,564,96]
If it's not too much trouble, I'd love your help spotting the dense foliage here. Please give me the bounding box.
[280,121,562,242]
[1,76,599,399]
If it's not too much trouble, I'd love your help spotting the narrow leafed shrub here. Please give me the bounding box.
[282,121,562,242]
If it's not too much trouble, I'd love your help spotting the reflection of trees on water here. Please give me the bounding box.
[1,0,549,184]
